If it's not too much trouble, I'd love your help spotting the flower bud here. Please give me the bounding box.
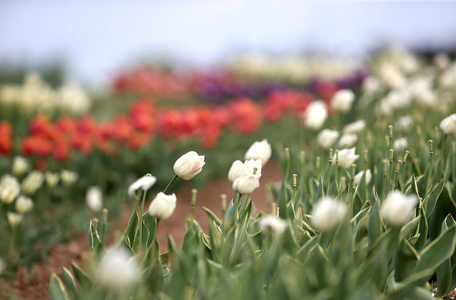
[303,100,327,130]
[148,192,177,219]
[440,114,456,135]
[128,174,157,198]
[22,171,44,195]
[15,196,34,213]
[0,175,20,204]
[310,197,348,231]
[12,156,28,176]
[228,159,262,182]
[86,186,103,212]
[7,212,23,227]
[244,139,271,166]
[173,151,205,180]
[353,170,372,186]
[317,129,339,149]
[61,170,78,186]
[259,215,287,235]
[232,172,261,194]
[45,172,59,188]
[333,147,359,169]
[96,248,139,291]
[331,89,355,113]
[380,191,418,227]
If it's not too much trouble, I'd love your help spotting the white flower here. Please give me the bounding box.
[15,196,34,213]
[259,215,287,235]
[12,156,28,176]
[228,159,262,182]
[128,174,157,198]
[331,89,355,113]
[380,191,418,227]
[343,120,366,134]
[396,115,413,132]
[440,114,456,135]
[338,134,358,148]
[303,100,328,130]
[385,90,412,110]
[379,64,406,89]
[244,139,272,166]
[96,248,139,291]
[22,171,44,195]
[7,212,23,227]
[393,138,408,151]
[362,76,382,95]
[333,147,359,169]
[233,172,261,194]
[317,129,339,149]
[173,151,205,180]
[45,172,59,188]
[353,170,372,186]
[86,186,103,212]
[0,175,20,204]
[61,170,78,186]
[434,53,450,70]
[148,192,177,219]
[311,198,348,231]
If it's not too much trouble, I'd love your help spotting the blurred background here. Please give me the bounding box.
[1,1,456,87]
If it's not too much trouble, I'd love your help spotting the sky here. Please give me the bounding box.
[1,1,456,85]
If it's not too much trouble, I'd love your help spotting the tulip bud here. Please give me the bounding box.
[22,171,44,195]
[232,172,261,194]
[310,197,348,231]
[333,147,359,169]
[259,215,287,235]
[440,114,456,135]
[353,170,372,186]
[331,89,355,113]
[12,156,28,176]
[96,248,139,291]
[128,174,157,198]
[15,196,34,213]
[173,151,205,180]
[148,192,177,219]
[7,212,23,227]
[45,172,59,188]
[303,100,328,130]
[228,159,262,182]
[380,191,418,227]
[86,186,103,212]
[61,170,78,186]
[244,139,271,166]
[0,175,20,204]
[317,129,339,149]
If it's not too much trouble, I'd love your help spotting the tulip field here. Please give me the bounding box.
[2,47,456,299]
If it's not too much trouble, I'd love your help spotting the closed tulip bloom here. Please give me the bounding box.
[148,192,177,219]
[12,156,28,176]
[228,159,262,182]
[22,171,44,195]
[15,196,34,213]
[311,197,348,231]
[245,139,271,166]
[233,172,261,194]
[45,172,59,188]
[259,215,287,235]
[333,148,359,169]
[61,170,78,186]
[353,170,372,186]
[303,100,327,130]
[440,114,456,135]
[343,120,366,134]
[86,186,103,212]
[96,248,139,291]
[128,174,157,198]
[331,89,355,113]
[173,151,205,180]
[338,134,358,148]
[0,175,20,204]
[317,129,339,149]
[7,212,23,227]
[380,191,418,227]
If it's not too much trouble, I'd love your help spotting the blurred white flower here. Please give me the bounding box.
[15,196,34,213]
[338,133,358,148]
[379,64,406,89]
[362,76,382,95]
[380,191,418,227]
[61,170,78,186]
[7,212,23,227]
[86,186,103,212]
[317,129,339,149]
[45,172,59,188]
[22,171,44,195]
[343,120,366,134]
[12,156,28,176]
[303,100,327,130]
[244,139,272,166]
[148,192,177,219]
[396,115,413,132]
[233,172,261,194]
[434,53,450,70]
[311,198,348,231]
[333,148,359,169]
[331,89,355,113]
[353,170,372,186]
[440,114,456,135]
[393,138,408,151]
[259,215,287,235]
[385,90,412,110]
[228,159,262,182]
[0,175,20,204]
[96,248,139,291]
[128,174,157,198]
[174,151,205,180]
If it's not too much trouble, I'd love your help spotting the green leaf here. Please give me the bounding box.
[71,263,92,290]
[395,239,419,282]
[436,214,456,297]
[368,188,382,248]
[414,206,428,251]
[61,267,79,300]
[125,210,139,248]
[425,179,445,219]
[49,273,69,300]
[203,207,221,227]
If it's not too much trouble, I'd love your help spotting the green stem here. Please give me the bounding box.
[163,175,179,194]
[8,226,17,260]
[101,209,108,245]
[327,150,333,197]
[138,189,148,250]
[453,141,456,182]
[424,141,434,210]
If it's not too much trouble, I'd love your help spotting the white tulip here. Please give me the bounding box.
[7,212,23,227]
[0,175,20,204]
[86,186,103,212]
[317,129,339,149]
[303,100,328,130]
[128,174,157,198]
[96,248,139,291]
[380,191,418,227]
[333,148,359,169]
[311,198,348,231]
[15,196,34,213]
[148,192,177,219]
[245,139,272,166]
[259,215,287,235]
[338,134,358,148]
[233,172,261,194]
[22,171,44,195]
[331,89,355,113]
[61,170,78,186]
[393,138,408,151]
[379,64,406,89]
[353,170,372,186]
[440,114,456,135]
[343,120,366,134]
[173,151,205,180]
[45,172,59,188]
[228,159,262,182]
[396,115,413,132]
[12,156,28,176]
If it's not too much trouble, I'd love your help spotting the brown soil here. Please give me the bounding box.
[2,160,283,300]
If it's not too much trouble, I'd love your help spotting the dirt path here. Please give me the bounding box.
[5,160,283,300]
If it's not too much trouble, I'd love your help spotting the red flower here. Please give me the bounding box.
[0,121,13,155]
